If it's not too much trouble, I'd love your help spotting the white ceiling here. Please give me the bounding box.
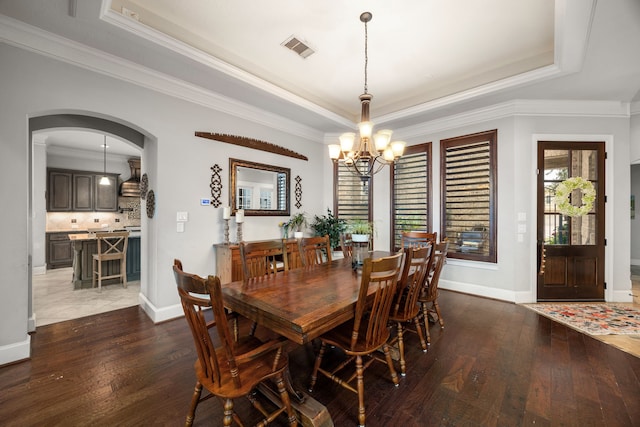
[1,0,639,150]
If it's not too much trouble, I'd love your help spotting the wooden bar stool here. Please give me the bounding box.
[92,231,129,292]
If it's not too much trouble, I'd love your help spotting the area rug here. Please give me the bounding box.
[523,303,640,335]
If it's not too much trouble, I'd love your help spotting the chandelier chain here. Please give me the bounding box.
[363,18,368,94]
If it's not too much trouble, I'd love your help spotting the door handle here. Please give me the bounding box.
[538,242,546,276]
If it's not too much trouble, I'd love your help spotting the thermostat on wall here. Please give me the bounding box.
[200,198,211,206]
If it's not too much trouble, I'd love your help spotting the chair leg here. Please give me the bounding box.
[413,315,428,352]
[98,260,102,292]
[308,341,327,392]
[274,373,298,426]
[422,303,431,345]
[355,355,366,427]
[185,381,202,427]
[222,398,234,427]
[122,258,127,288]
[434,300,444,328]
[381,344,400,387]
[395,322,406,376]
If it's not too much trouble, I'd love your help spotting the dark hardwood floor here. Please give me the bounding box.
[1,290,639,426]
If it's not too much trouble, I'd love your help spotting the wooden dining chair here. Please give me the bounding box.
[388,245,432,376]
[239,240,289,335]
[419,251,447,346]
[298,235,332,268]
[240,240,289,280]
[308,252,403,427]
[173,259,297,427]
[92,231,129,292]
[401,231,437,276]
[339,233,353,258]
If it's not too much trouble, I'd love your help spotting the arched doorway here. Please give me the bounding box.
[28,113,150,330]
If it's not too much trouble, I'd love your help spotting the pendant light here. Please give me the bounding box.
[99,135,110,186]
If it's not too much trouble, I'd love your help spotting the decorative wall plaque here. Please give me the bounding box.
[146,190,155,218]
[295,175,302,209]
[195,132,308,161]
[210,164,222,207]
[140,173,148,200]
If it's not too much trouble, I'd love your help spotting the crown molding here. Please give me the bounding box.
[395,99,630,140]
[0,14,324,142]
[631,101,640,116]
[46,144,132,163]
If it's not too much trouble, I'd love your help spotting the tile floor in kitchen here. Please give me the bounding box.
[33,267,140,327]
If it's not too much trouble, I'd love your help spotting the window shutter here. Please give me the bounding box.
[335,160,372,222]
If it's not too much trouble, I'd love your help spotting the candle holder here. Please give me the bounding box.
[237,222,243,242]
[223,218,230,244]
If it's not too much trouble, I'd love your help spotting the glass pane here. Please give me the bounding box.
[571,150,598,180]
[544,150,568,181]
[570,215,596,245]
[544,183,559,213]
[544,214,569,245]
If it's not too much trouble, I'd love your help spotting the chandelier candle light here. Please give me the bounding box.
[328,12,406,182]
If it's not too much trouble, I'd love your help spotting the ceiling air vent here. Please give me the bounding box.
[282,36,315,59]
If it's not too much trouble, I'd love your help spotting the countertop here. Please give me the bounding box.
[68,231,141,240]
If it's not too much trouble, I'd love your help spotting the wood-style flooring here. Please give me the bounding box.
[1,290,639,426]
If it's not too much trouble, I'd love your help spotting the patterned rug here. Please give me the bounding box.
[524,303,640,335]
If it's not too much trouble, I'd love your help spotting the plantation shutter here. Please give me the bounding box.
[441,130,497,262]
[391,143,431,251]
[334,160,372,222]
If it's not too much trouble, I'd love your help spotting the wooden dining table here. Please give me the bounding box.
[221,251,392,345]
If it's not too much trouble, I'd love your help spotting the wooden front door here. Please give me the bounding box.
[536,141,605,301]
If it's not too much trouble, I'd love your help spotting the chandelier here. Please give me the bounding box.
[328,12,405,182]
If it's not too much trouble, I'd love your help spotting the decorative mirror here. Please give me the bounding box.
[229,158,290,216]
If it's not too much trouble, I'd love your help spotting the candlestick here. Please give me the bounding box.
[236,209,244,223]
[237,222,243,242]
[223,218,230,244]
[223,206,231,220]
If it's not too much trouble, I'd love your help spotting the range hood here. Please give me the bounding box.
[120,158,141,197]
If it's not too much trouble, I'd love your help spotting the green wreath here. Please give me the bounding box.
[554,177,596,217]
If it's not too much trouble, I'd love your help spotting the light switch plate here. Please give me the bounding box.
[177,222,185,233]
[177,211,188,222]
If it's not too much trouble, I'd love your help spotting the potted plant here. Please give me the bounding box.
[347,219,375,243]
[288,212,307,238]
[310,209,346,250]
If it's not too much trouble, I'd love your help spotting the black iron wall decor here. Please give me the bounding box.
[210,164,222,207]
[295,175,302,209]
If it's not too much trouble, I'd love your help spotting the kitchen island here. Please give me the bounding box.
[69,232,141,289]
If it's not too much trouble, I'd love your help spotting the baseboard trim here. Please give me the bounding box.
[439,279,516,303]
[0,336,31,367]
[137,293,183,324]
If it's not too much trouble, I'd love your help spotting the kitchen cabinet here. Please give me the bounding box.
[46,231,83,269]
[213,239,302,283]
[126,236,141,281]
[47,168,119,212]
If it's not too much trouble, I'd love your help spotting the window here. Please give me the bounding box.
[238,187,252,209]
[391,143,432,251]
[259,189,272,209]
[441,129,497,262]
[334,159,373,222]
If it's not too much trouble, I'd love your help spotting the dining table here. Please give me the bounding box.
[220,251,394,427]
[221,251,393,345]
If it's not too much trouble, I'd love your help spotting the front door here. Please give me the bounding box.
[536,141,605,301]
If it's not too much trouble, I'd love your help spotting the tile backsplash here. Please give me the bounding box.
[46,197,141,231]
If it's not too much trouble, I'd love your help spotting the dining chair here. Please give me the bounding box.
[298,235,332,268]
[308,252,403,427]
[92,231,129,292]
[240,240,289,280]
[401,231,437,275]
[388,245,432,376]
[239,240,289,335]
[339,233,353,258]
[173,259,298,427]
[419,251,447,345]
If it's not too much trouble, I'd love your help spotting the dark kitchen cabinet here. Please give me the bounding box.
[47,171,73,211]
[46,231,83,269]
[47,168,119,212]
[126,236,141,281]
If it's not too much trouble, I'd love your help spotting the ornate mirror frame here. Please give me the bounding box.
[229,158,290,216]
